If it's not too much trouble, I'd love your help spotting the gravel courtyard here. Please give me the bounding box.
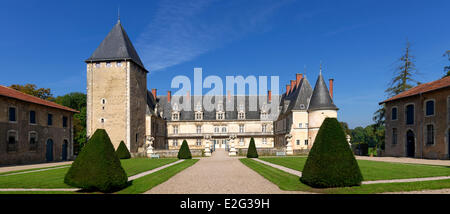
[145,149,311,194]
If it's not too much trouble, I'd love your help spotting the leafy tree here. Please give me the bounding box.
[177,140,192,159]
[55,92,87,154]
[64,129,128,193]
[9,84,53,100]
[350,127,366,144]
[300,118,363,188]
[339,121,351,136]
[247,137,258,158]
[444,50,450,78]
[116,141,131,159]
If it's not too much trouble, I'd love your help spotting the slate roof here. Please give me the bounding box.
[380,76,450,104]
[307,72,338,111]
[86,21,148,72]
[0,85,78,113]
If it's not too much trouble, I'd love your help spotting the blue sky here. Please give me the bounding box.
[0,0,449,128]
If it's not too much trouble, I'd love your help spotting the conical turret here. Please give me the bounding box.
[308,72,338,111]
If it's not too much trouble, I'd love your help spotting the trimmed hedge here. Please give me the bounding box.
[300,118,363,188]
[64,129,128,193]
[246,137,258,158]
[116,141,131,159]
[177,140,192,159]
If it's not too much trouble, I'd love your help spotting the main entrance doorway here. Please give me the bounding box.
[406,130,415,158]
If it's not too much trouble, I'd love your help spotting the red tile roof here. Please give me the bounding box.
[0,85,79,113]
[380,76,450,104]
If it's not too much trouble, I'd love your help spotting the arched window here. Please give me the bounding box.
[29,131,38,151]
[7,130,18,152]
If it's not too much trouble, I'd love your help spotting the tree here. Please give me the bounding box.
[246,137,258,158]
[64,129,128,193]
[55,92,87,154]
[9,84,53,100]
[300,118,363,188]
[444,50,450,78]
[385,40,420,97]
[116,141,131,159]
[339,121,351,136]
[177,140,192,159]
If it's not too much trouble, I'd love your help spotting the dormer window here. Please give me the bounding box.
[216,112,224,120]
[117,61,122,67]
[260,112,268,120]
[106,62,111,67]
[195,112,203,120]
[172,112,179,121]
[95,63,100,68]
[238,112,245,120]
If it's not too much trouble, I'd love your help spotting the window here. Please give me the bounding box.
[238,112,245,120]
[261,112,268,120]
[391,107,398,120]
[101,118,104,124]
[62,116,68,128]
[172,139,178,146]
[305,123,308,128]
[214,126,220,133]
[29,132,37,151]
[95,63,100,68]
[106,62,111,67]
[221,127,227,133]
[262,138,267,144]
[172,112,179,120]
[239,138,244,146]
[239,124,244,133]
[426,125,434,144]
[117,61,122,67]
[196,125,201,134]
[262,124,267,133]
[304,140,308,145]
[101,98,106,104]
[217,112,224,120]
[173,125,178,134]
[196,139,202,146]
[406,104,414,125]
[392,128,397,145]
[425,100,434,116]
[299,123,302,128]
[7,130,17,152]
[30,111,36,124]
[9,107,16,122]
[47,114,53,126]
[296,140,300,145]
[195,112,203,120]
[136,133,138,143]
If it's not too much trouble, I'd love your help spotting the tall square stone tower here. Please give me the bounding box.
[86,20,148,153]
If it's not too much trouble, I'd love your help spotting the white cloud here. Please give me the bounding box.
[136,0,293,72]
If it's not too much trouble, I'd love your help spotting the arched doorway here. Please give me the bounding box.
[62,140,68,161]
[46,139,54,162]
[406,130,415,158]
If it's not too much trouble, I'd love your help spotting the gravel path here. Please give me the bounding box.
[145,149,311,194]
[252,158,302,177]
[0,161,73,174]
[355,156,450,166]
[128,160,184,181]
[383,188,450,194]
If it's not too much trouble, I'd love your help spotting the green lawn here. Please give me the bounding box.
[260,157,450,181]
[117,159,198,194]
[240,158,450,194]
[0,164,71,176]
[0,158,177,188]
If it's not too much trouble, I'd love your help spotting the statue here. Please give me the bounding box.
[146,136,155,158]
[204,135,211,157]
[285,134,293,155]
[228,134,237,156]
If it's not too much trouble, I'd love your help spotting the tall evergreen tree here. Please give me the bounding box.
[443,50,450,78]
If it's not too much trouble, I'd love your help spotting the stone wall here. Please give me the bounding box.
[152,149,204,158]
[237,148,309,156]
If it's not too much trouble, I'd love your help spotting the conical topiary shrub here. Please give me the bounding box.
[116,141,131,159]
[300,118,363,188]
[64,129,128,192]
[246,137,258,158]
[177,140,192,159]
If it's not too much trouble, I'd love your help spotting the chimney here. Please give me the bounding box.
[296,73,303,87]
[290,80,296,93]
[151,89,157,100]
[186,90,190,100]
[329,79,334,99]
[286,84,291,95]
[268,90,272,102]
[167,91,171,102]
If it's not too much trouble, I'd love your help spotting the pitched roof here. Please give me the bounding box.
[86,21,148,72]
[308,72,338,111]
[0,85,78,113]
[380,76,450,104]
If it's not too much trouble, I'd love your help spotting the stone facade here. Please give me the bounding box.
[383,85,450,159]
[0,96,75,165]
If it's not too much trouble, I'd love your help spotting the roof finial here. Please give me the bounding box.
[319,61,322,75]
